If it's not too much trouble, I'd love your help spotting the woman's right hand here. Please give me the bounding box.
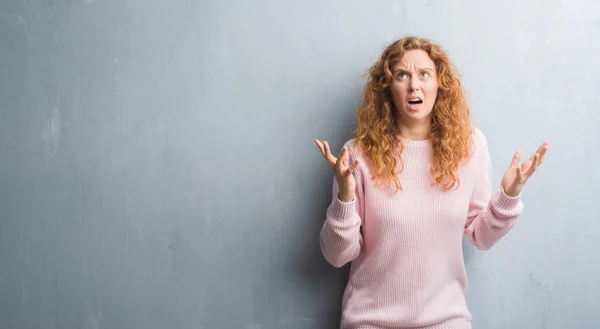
[314,140,359,202]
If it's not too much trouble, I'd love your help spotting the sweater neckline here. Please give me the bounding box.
[399,137,431,148]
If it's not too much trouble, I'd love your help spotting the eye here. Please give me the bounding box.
[421,71,431,79]
[397,72,409,80]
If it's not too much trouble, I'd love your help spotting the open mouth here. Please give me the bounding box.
[408,98,423,105]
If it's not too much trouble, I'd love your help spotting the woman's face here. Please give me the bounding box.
[390,49,439,124]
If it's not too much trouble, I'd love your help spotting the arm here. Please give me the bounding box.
[319,146,364,268]
[464,129,524,250]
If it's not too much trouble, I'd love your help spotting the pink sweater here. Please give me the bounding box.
[319,128,523,329]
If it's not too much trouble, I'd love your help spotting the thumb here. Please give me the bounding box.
[516,166,524,182]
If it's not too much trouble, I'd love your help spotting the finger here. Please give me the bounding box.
[510,150,522,167]
[314,140,326,156]
[516,166,524,182]
[528,142,548,162]
[335,147,347,173]
[345,159,359,176]
[534,142,548,155]
[521,159,533,174]
[527,150,537,163]
[532,153,541,171]
[323,141,337,164]
[537,143,549,164]
[342,147,350,167]
[323,141,331,157]
[316,140,337,166]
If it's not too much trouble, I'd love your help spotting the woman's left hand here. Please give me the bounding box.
[501,142,549,197]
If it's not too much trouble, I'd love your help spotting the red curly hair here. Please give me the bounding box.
[353,36,473,192]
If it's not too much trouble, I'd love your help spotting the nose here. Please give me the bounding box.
[409,77,419,92]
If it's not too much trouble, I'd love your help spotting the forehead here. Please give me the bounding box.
[394,49,435,70]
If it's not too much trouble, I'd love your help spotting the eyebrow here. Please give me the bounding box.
[393,67,435,74]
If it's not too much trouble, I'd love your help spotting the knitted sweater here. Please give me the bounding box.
[319,128,523,329]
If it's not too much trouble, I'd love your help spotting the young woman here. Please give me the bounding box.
[314,36,548,329]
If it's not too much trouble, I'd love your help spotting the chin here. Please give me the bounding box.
[402,109,432,121]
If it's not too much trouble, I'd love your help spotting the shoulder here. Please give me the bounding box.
[470,126,490,153]
[469,127,492,166]
[471,126,488,145]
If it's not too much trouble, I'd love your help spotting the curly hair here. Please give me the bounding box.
[353,36,473,192]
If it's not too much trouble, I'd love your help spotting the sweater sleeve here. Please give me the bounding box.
[464,129,524,250]
[319,143,364,268]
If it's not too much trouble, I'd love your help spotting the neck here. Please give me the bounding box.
[396,117,431,141]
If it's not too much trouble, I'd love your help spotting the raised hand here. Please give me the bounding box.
[501,142,549,197]
[314,140,359,202]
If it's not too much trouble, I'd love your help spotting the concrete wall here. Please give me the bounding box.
[1,0,599,328]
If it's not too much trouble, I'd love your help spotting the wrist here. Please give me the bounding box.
[502,186,521,198]
[338,192,355,203]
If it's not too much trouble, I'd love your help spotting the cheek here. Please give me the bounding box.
[426,83,439,102]
[390,84,407,101]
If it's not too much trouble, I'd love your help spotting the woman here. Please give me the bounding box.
[314,36,548,329]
